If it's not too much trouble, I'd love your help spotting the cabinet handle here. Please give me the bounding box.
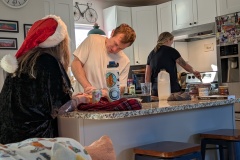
[189,23,192,25]
[194,22,197,24]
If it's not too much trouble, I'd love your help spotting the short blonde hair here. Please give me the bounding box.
[112,24,136,46]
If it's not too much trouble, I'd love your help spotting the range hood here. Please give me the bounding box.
[172,22,216,42]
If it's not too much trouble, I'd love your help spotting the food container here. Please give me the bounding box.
[92,89,102,103]
[188,83,211,97]
[218,86,229,95]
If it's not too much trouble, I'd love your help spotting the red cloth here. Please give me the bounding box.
[77,97,142,111]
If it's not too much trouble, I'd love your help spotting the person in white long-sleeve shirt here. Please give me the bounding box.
[71,24,136,95]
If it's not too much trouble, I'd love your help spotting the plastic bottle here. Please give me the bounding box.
[106,61,120,101]
[158,69,171,100]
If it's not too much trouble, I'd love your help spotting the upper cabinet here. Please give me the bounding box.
[103,6,134,65]
[132,6,158,65]
[172,0,217,30]
[217,0,240,15]
[157,1,173,35]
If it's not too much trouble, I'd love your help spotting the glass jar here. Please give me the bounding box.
[218,86,229,95]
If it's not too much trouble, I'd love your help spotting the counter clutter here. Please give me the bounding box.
[60,96,237,120]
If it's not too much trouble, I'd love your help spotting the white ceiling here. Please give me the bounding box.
[98,0,170,6]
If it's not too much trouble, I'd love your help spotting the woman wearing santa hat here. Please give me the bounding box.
[0,15,75,144]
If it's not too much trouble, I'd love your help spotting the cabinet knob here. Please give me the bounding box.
[194,22,197,24]
[189,23,192,25]
[136,61,139,64]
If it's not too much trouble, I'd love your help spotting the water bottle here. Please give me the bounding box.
[158,69,171,100]
[106,61,120,101]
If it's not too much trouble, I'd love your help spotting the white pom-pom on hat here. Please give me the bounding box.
[0,54,18,73]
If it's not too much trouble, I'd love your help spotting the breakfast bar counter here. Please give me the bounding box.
[58,98,237,160]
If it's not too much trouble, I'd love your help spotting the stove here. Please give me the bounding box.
[185,71,219,92]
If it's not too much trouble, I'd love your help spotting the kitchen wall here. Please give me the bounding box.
[0,0,44,90]
[177,37,217,73]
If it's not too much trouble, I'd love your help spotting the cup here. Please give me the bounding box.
[140,82,152,95]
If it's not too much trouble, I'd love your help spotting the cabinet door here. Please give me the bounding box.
[196,0,217,25]
[157,1,173,35]
[43,0,54,15]
[43,0,76,56]
[172,0,194,30]
[54,0,76,53]
[103,6,134,65]
[218,0,240,15]
[116,6,134,65]
[132,6,158,65]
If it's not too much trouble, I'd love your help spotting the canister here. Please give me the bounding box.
[218,86,229,95]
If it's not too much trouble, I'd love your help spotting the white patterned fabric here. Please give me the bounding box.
[0,137,92,160]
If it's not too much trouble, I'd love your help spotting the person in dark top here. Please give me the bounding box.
[0,15,72,144]
[145,32,201,96]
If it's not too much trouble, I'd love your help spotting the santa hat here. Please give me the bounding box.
[0,15,68,73]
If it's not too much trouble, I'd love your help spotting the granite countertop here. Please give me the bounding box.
[59,97,238,120]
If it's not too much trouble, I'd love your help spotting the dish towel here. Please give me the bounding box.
[77,97,142,111]
[167,92,191,101]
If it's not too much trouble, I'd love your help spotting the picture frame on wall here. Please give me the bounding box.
[0,37,18,50]
[0,20,19,32]
[23,24,32,38]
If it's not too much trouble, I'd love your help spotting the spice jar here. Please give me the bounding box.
[218,86,229,95]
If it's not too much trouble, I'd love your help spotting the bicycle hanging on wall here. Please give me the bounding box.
[73,2,98,23]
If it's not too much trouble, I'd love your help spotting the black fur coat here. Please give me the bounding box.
[0,53,71,144]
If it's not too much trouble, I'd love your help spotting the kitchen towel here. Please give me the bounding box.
[77,97,142,111]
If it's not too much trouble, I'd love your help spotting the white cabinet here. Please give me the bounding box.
[172,0,217,30]
[43,0,76,54]
[103,6,134,65]
[217,0,240,15]
[157,1,173,35]
[131,6,158,65]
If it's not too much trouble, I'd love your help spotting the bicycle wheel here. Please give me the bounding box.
[85,8,98,23]
[73,6,81,21]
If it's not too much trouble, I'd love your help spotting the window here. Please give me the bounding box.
[74,24,92,48]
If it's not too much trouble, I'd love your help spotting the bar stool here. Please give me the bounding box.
[134,141,202,160]
[200,129,240,160]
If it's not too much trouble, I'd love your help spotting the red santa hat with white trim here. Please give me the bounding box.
[0,15,68,73]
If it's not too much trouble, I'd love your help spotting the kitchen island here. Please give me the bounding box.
[58,98,237,160]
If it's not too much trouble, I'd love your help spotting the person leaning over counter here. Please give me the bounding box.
[0,15,88,144]
[71,24,136,96]
[145,32,201,96]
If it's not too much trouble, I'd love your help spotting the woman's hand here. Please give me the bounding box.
[193,71,202,81]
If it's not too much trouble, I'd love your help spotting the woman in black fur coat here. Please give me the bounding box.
[0,15,72,144]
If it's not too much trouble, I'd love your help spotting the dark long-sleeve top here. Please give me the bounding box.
[0,53,71,144]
